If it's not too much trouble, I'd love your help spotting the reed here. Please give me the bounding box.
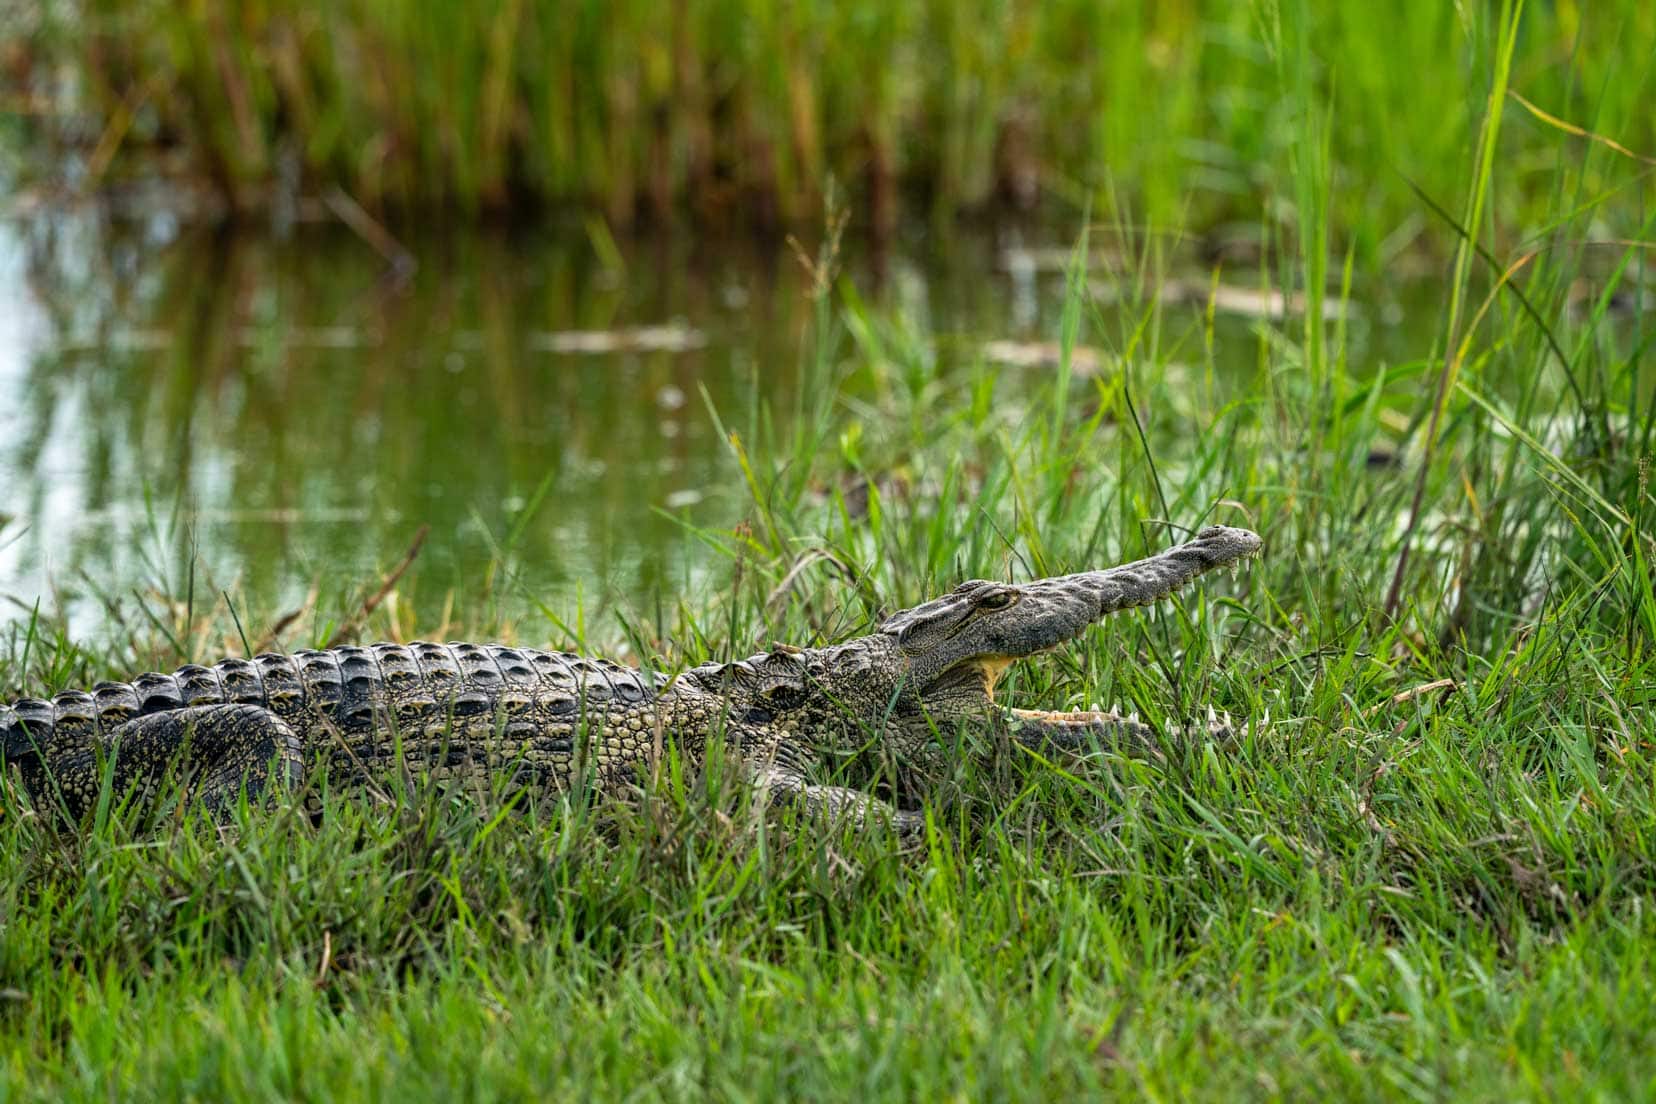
[14,1,1651,257]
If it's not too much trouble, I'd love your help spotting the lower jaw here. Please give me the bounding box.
[1004,706,1159,753]
[1008,706,1122,724]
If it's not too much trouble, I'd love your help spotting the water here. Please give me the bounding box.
[0,209,1435,646]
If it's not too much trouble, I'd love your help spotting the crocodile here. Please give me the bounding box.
[0,525,1261,831]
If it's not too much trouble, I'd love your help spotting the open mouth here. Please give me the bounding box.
[971,656,1017,700]
[918,525,1263,722]
[944,649,1074,705]
[930,654,1056,706]
[919,655,1021,704]
[954,655,1130,734]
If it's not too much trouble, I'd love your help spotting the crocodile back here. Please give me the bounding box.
[1,642,670,772]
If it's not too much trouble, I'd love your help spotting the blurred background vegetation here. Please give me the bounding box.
[1,0,1652,642]
[7,0,1652,257]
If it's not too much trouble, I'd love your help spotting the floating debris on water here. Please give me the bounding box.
[58,328,174,353]
[530,325,707,355]
[663,489,704,509]
[60,327,385,352]
[981,340,1106,374]
[235,326,379,349]
[1090,277,1352,321]
[995,245,1355,322]
[995,245,1126,274]
[60,506,387,525]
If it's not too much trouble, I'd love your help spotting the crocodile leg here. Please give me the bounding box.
[750,765,923,838]
[1006,706,1237,757]
[46,704,305,819]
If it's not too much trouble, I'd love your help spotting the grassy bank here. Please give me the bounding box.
[12,0,1654,255]
[4,3,1656,1101]
[4,202,1654,1094]
[4,210,1654,1100]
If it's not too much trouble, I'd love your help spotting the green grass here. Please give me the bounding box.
[3,262,1652,1097]
[5,2,1656,1099]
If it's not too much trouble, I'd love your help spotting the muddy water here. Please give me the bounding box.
[0,212,1428,643]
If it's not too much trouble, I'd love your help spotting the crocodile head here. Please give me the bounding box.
[690,525,1260,760]
[830,524,1263,751]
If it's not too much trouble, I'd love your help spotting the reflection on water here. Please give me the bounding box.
[3,219,826,638]
[0,211,1432,643]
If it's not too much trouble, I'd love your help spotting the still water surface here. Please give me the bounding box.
[0,212,1428,644]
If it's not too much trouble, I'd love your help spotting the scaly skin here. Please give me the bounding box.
[0,525,1262,830]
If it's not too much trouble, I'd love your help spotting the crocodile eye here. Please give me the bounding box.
[977,590,1015,611]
